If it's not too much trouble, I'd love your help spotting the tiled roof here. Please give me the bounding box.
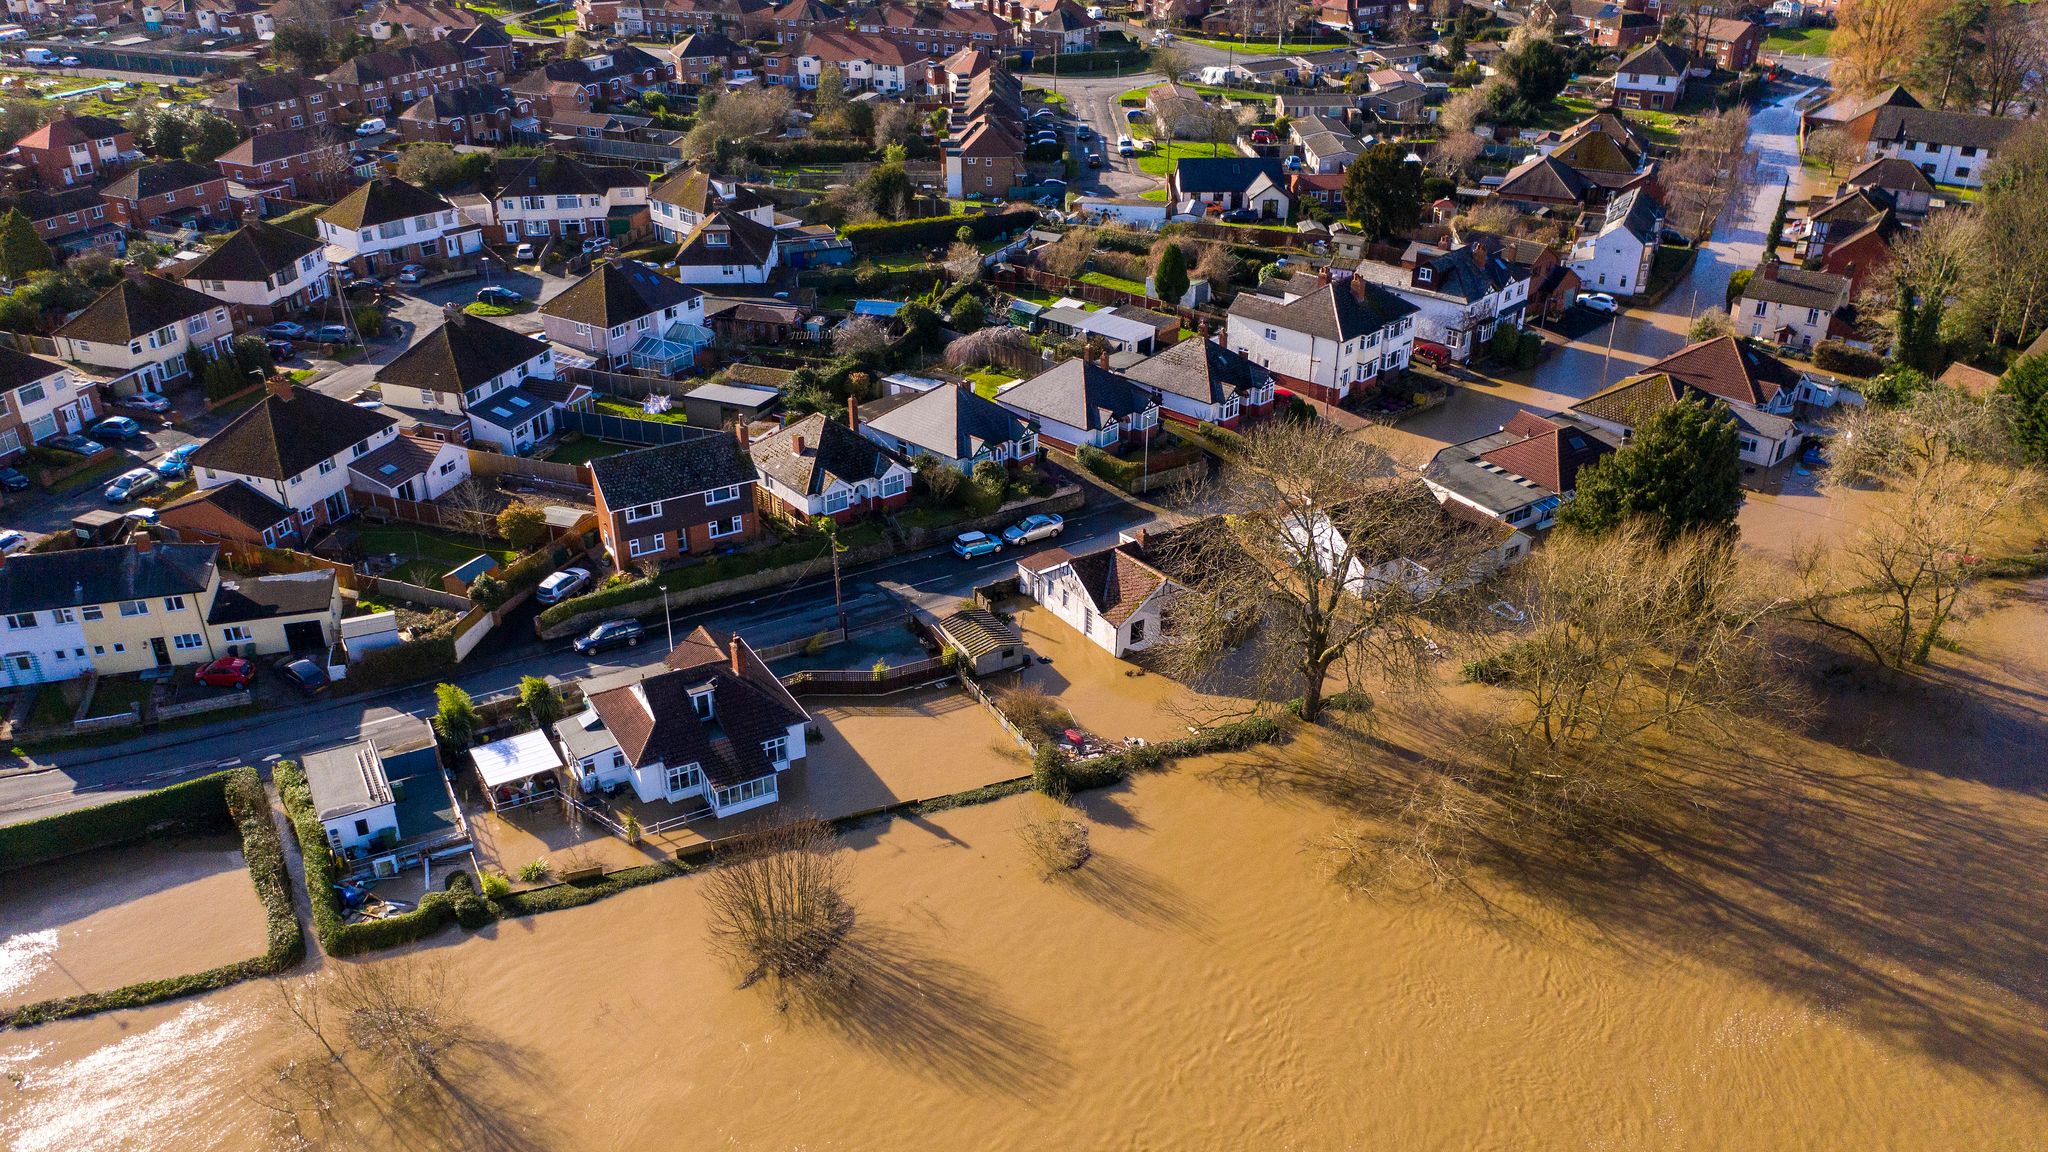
[1171,156,1285,196]
[402,85,518,121]
[0,543,217,615]
[1495,154,1593,203]
[1644,335,1804,407]
[13,185,102,222]
[1573,372,1795,441]
[587,656,805,788]
[1741,266,1850,312]
[15,114,125,151]
[319,178,453,231]
[1227,279,1417,343]
[1869,105,2019,151]
[861,384,1029,461]
[101,160,221,201]
[214,127,338,167]
[1617,40,1690,77]
[348,434,443,488]
[182,221,320,283]
[673,209,778,268]
[321,39,486,86]
[750,412,901,496]
[1123,337,1269,405]
[189,385,397,482]
[1000,358,1156,432]
[1844,156,1936,195]
[800,28,931,68]
[0,345,70,393]
[375,312,549,397]
[1476,410,1614,492]
[1066,543,1168,624]
[541,259,701,328]
[157,479,294,534]
[589,433,754,509]
[55,275,221,344]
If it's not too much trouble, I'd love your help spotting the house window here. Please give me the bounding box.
[4,613,35,630]
[353,440,372,458]
[665,762,703,792]
[689,687,713,719]
[223,626,253,643]
[716,776,774,808]
[174,633,204,651]
[319,459,336,475]
[762,735,788,763]
[707,516,743,539]
[120,600,149,617]
[1129,618,1146,644]
[628,533,666,558]
[881,473,906,497]
[704,485,741,505]
[83,606,103,621]
[163,596,185,612]
[1738,435,1759,454]
[52,608,74,625]
[625,501,662,522]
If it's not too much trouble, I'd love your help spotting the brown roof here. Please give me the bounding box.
[1477,411,1614,492]
[1937,362,2001,397]
[1066,544,1169,625]
[1641,335,1803,408]
[587,630,807,788]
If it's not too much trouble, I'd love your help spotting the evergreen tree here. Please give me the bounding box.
[1343,142,1424,239]
[1999,353,2048,462]
[1152,242,1189,307]
[1556,395,1744,542]
[947,293,986,332]
[0,210,52,280]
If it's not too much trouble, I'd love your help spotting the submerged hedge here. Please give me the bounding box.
[0,771,234,872]
[277,761,480,957]
[2,768,304,1028]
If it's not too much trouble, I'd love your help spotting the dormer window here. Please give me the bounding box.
[706,229,728,247]
[1417,267,1433,284]
[689,686,714,719]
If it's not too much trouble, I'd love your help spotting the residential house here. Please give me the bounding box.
[1272,91,1357,123]
[100,160,233,233]
[347,432,473,504]
[1316,0,1399,32]
[1290,115,1364,175]
[363,0,503,42]
[589,0,777,39]
[856,383,1037,473]
[748,408,913,523]
[1017,532,1177,657]
[1423,409,1619,530]
[1813,209,1898,295]
[1557,0,1656,50]
[1225,274,1418,405]
[397,85,535,147]
[764,29,931,92]
[11,185,121,258]
[1014,0,1097,53]
[373,311,584,452]
[1802,85,2016,190]
[177,220,331,325]
[1569,335,1853,468]
[668,30,751,84]
[1694,16,1762,72]
[189,381,402,531]
[300,730,443,859]
[204,74,333,133]
[944,52,1026,200]
[670,209,781,285]
[1121,334,1275,428]
[213,128,349,200]
[588,433,760,567]
[1034,305,1165,355]
[1498,112,1658,212]
[1469,230,1579,322]
[53,275,233,398]
[205,569,343,660]
[315,177,485,276]
[475,153,648,247]
[526,43,670,101]
[553,626,809,819]
[1567,185,1660,297]
[1167,156,1290,219]
[1840,155,1935,217]
[1362,80,1425,124]
[1352,241,1532,364]
[648,164,777,243]
[1736,260,1854,353]
[13,114,132,189]
[995,356,1161,454]
[539,258,711,373]
[0,345,97,458]
[317,39,501,117]
[1611,41,1691,111]
[853,1,1012,54]
[770,0,842,42]
[156,480,302,548]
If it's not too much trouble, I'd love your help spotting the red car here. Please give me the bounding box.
[194,657,255,688]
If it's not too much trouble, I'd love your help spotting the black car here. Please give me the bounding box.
[264,338,295,361]
[574,618,646,656]
[344,277,382,295]
[0,466,28,492]
[278,657,328,694]
[1219,208,1259,224]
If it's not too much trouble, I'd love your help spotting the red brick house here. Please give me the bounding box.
[769,0,843,43]
[317,39,500,118]
[1696,17,1762,72]
[10,186,123,257]
[213,128,351,199]
[204,75,336,134]
[397,86,533,146]
[668,30,751,85]
[1287,170,1346,209]
[588,433,761,569]
[14,115,133,190]
[101,161,234,233]
[854,1,1013,53]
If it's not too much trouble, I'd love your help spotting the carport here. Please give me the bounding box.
[472,729,564,813]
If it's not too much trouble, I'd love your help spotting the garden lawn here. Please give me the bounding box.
[1188,85,1276,105]
[1140,188,1169,202]
[1079,270,1147,294]
[1137,138,1229,178]
[649,522,887,594]
[544,438,631,466]
[1764,26,1832,55]
[1181,36,1346,55]
[595,397,691,425]
[964,367,1017,398]
[85,679,152,719]
[47,456,127,495]
[355,523,518,574]
[1535,94,1601,130]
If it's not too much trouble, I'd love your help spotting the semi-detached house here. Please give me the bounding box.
[318,39,500,117]
[1352,242,1532,365]
[316,177,485,277]
[53,274,234,399]
[588,433,759,569]
[766,30,930,92]
[204,74,333,133]
[373,311,586,453]
[648,164,777,243]
[100,160,233,233]
[539,258,710,373]
[189,380,401,532]
[1121,335,1275,428]
[15,186,121,259]
[213,127,348,200]
[178,220,331,325]
[1225,274,1418,405]
[478,153,649,247]
[0,345,99,459]
[13,114,133,189]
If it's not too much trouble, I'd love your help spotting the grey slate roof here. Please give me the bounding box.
[749,413,901,496]
[541,259,702,329]
[1227,279,1417,343]
[101,160,221,201]
[189,386,397,482]
[1617,40,1690,77]
[1171,156,1286,196]
[589,433,755,509]
[998,359,1157,433]
[1868,106,2020,152]
[375,312,549,397]
[0,542,217,615]
[55,276,222,345]
[158,479,294,534]
[1123,338,1269,405]
[860,384,1030,461]
[1742,266,1850,311]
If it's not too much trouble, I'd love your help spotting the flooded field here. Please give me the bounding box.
[4,593,2046,1150]
[0,835,266,1012]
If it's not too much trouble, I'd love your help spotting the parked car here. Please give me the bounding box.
[91,416,145,442]
[1075,125,1093,140]
[1219,208,1259,224]
[1249,128,1277,145]
[278,657,328,694]
[1411,344,1449,369]
[262,321,308,339]
[48,434,104,456]
[1001,513,1065,546]
[312,323,351,343]
[343,277,381,295]
[951,531,1003,559]
[1577,292,1619,315]
[1087,153,1103,169]
[477,285,524,307]
[122,392,172,414]
[193,656,255,688]
[581,235,611,254]
[574,618,646,656]
[354,117,387,136]
[58,55,78,67]
[514,242,536,261]
[396,263,426,284]
[104,467,159,503]
[535,566,592,604]
[0,466,29,492]
[1116,134,1135,156]
[155,442,202,478]
[0,530,28,555]
[264,338,296,360]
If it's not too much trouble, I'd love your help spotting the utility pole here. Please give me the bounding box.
[830,538,846,631]
[664,587,673,653]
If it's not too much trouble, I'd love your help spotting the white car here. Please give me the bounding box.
[514,242,536,262]
[58,55,79,67]
[397,263,426,284]
[535,566,593,604]
[1116,134,1135,156]
[0,530,29,556]
[354,117,387,136]
[1577,292,1619,315]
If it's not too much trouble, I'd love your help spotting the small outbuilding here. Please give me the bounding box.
[470,728,564,811]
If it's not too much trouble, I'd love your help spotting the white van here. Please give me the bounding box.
[0,25,32,42]
[354,117,387,136]
[22,47,58,65]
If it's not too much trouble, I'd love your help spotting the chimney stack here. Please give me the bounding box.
[730,636,744,678]
[267,373,295,400]
[847,395,859,431]
[1317,267,1332,288]
[1350,274,1368,303]
[1760,256,1780,282]
[791,433,805,455]
[736,420,751,448]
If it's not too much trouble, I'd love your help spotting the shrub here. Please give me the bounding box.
[0,770,232,869]
[479,870,512,899]
[841,209,1039,254]
[277,761,468,957]
[534,575,660,631]
[1814,340,1882,377]
[433,683,480,750]
[1017,811,1091,877]
[343,635,456,695]
[353,306,384,339]
[496,502,549,550]
[517,858,553,883]
[468,571,508,609]
[1031,742,1072,801]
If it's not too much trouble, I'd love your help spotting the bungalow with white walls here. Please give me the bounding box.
[1016,533,1177,657]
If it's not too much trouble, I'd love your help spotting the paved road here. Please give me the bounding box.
[1026,71,1163,197]
[0,493,1158,823]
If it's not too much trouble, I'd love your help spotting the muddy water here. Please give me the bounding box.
[5,737,2044,1151]
[0,835,267,1010]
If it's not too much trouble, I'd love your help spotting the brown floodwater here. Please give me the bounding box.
[0,834,267,1012]
[4,596,2046,1150]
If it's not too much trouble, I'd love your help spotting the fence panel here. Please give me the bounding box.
[465,449,592,488]
[959,673,1033,753]
[557,408,716,448]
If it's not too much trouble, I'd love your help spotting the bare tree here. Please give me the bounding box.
[440,478,500,551]
[703,818,854,1004]
[1016,807,1091,877]
[1191,239,1236,287]
[943,324,1033,369]
[831,314,891,358]
[1798,390,2042,667]
[1835,0,1943,93]
[1036,229,1096,280]
[942,240,984,284]
[872,101,915,150]
[299,127,359,202]
[1857,205,1976,350]
[684,87,794,161]
[1428,132,1486,180]
[1802,127,1859,176]
[1149,421,1500,721]
[1976,0,2048,116]
[1664,108,1757,246]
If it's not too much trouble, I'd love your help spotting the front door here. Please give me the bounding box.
[5,652,35,686]
[324,491,349,522]
[150,637,170,668]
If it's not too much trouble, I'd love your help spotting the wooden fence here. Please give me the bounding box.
[370,577,473,612]
[556,407,715,448]
[781,656,950,698]
[959,672,1034,753]
[357,490,499,535]
[214,538,366,592]
[466,449,591,489]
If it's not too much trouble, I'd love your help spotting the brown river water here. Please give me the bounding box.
[3,596,2046,1149]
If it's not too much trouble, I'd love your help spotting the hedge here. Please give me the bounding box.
[728,138,938,165]
[340,634,457,696]
[842,209,1039,254]
[1007,49,1145,74]
[0,771,234,871]
[535,575,659,632]
[277,761,475,956]
[1814,340,1882,378]
[492,859,692,917]
[2,768,305,1028]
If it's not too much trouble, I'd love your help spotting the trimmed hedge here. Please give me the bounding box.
[842,209,1039,254]
[1814,340,1882,378]
[0,771,233,871]
[493,858,693,917]
[2,768,304,1028]
[277,761,474,957]
[341,634,457,696]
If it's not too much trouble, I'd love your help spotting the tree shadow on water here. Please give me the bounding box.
[786,919,1072,1100]
[1050,850,1207,937]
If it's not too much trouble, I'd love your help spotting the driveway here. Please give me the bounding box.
[1025,71,1164,198]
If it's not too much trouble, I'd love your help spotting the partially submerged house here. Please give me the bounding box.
[1569,335,1857,469]
[301,722,455,867]
[1017,531,1179,657]
[1423,409,1619,530]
